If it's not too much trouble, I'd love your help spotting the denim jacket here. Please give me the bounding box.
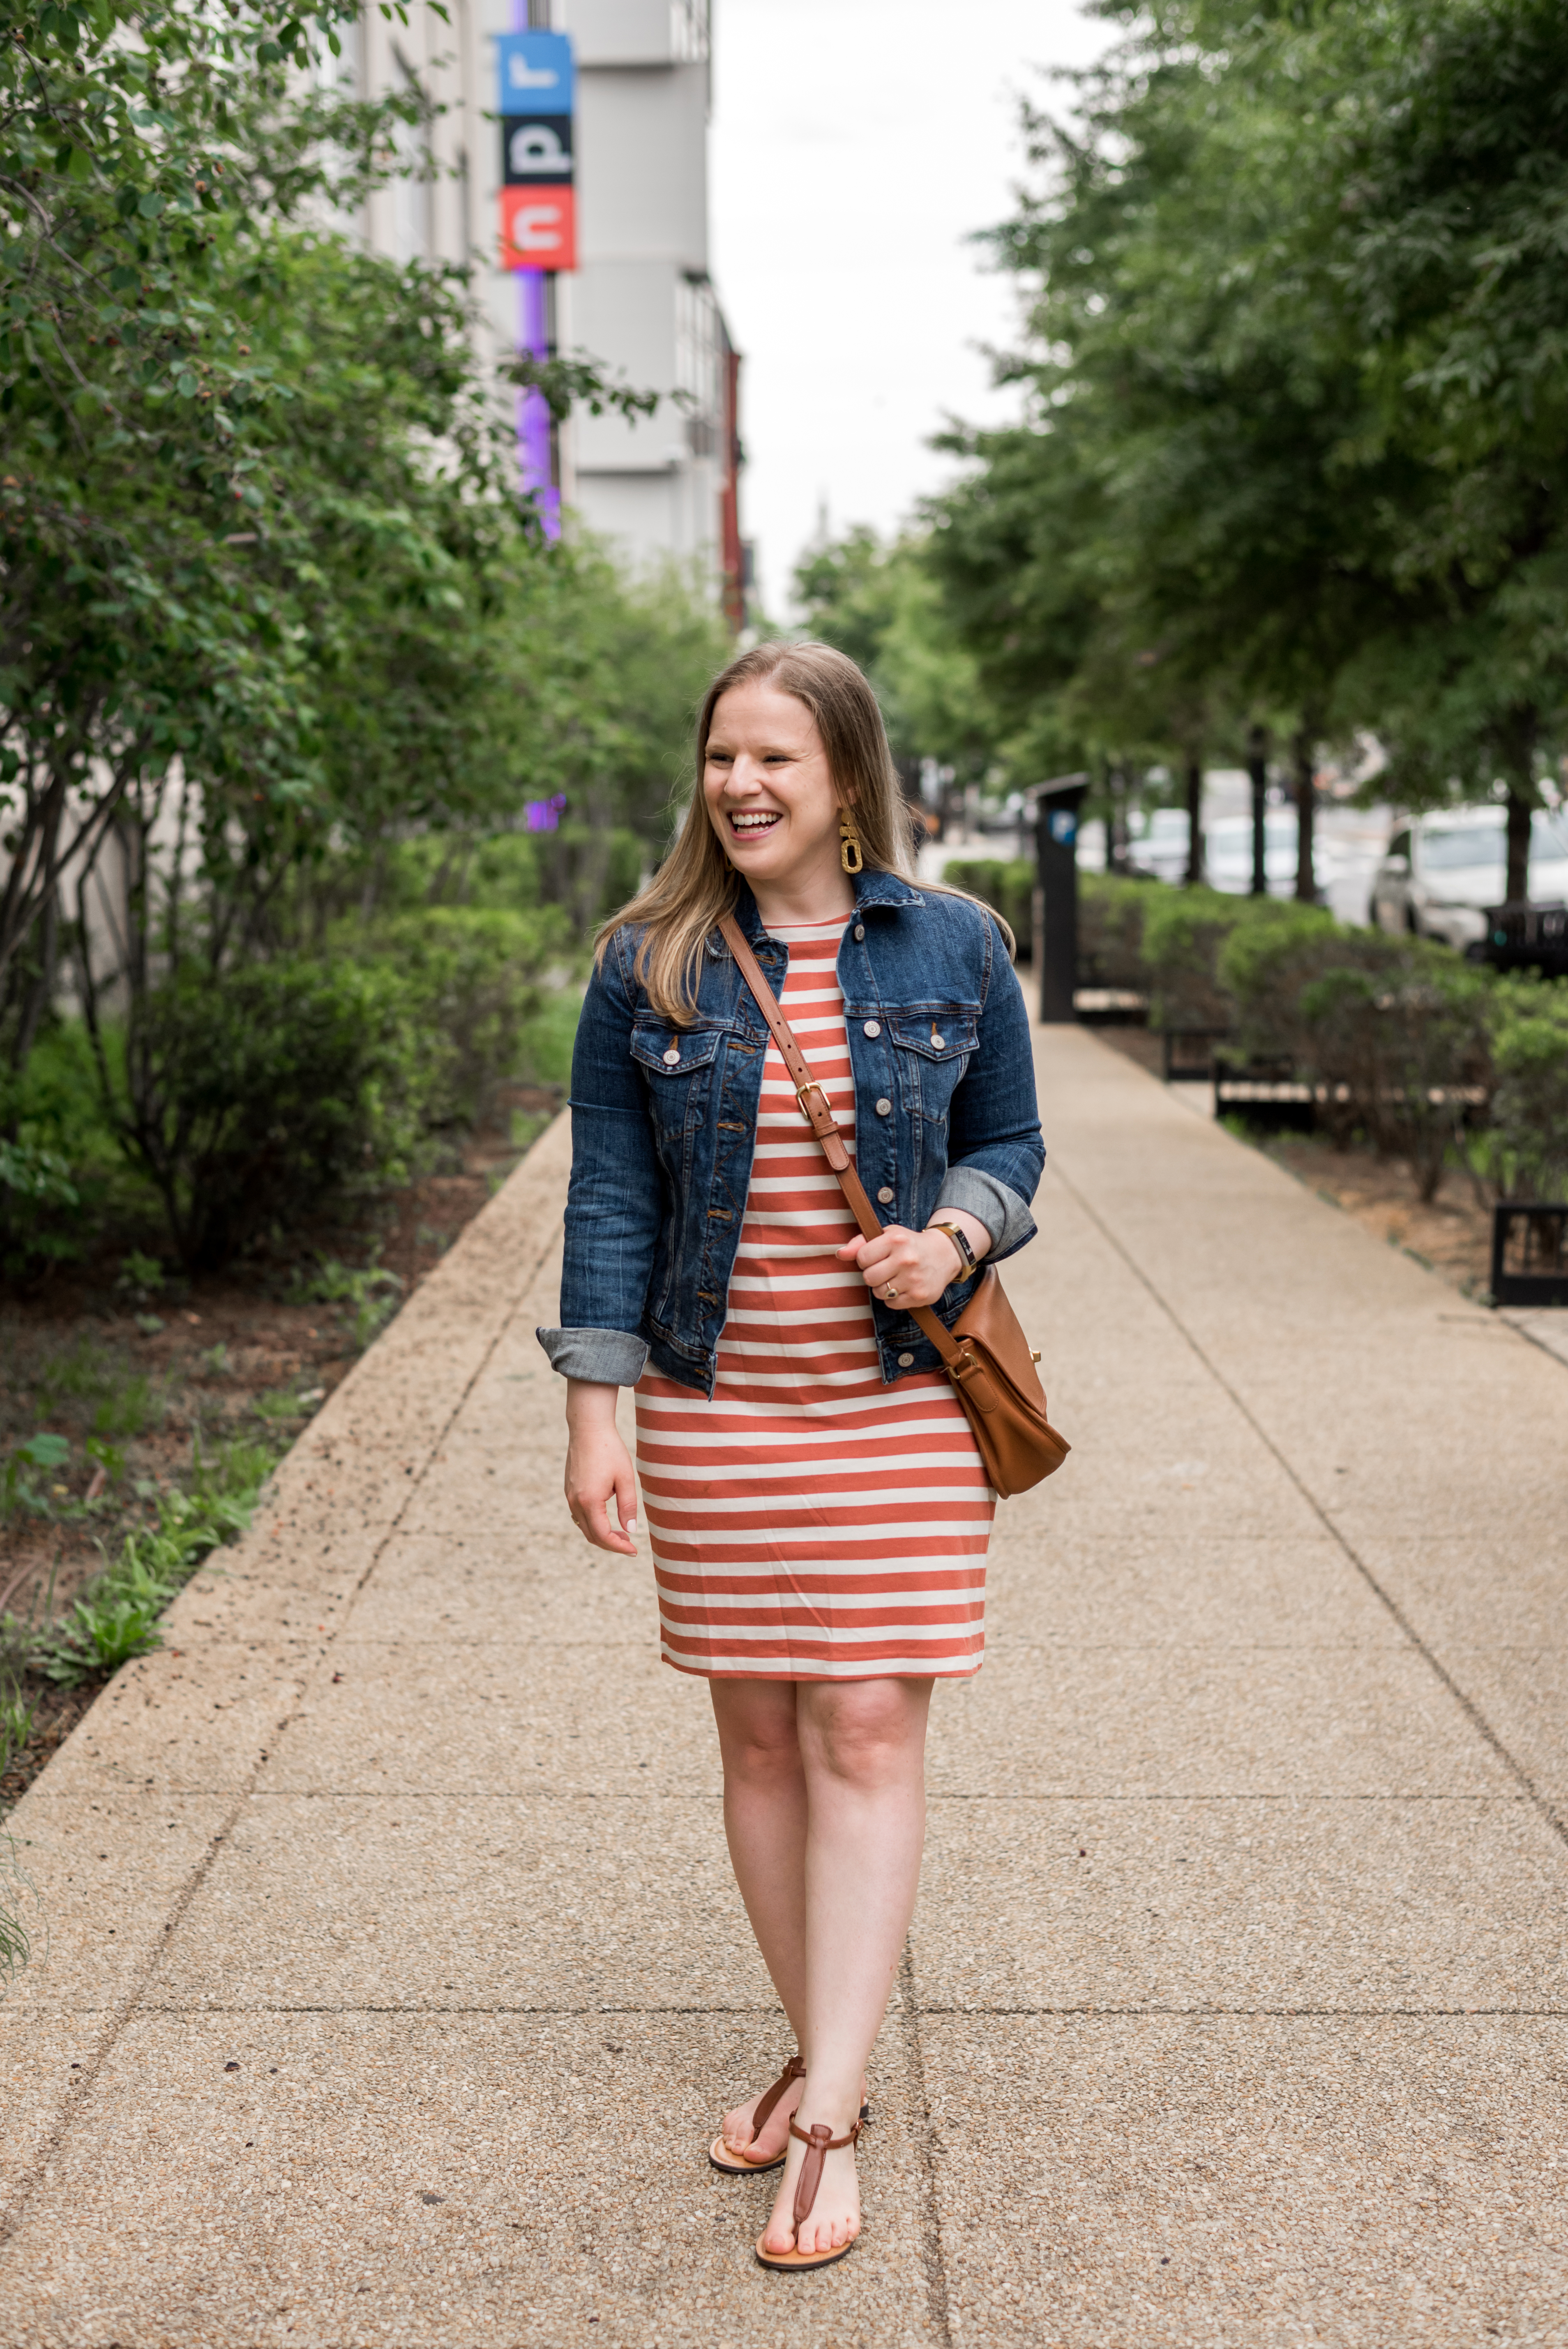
[537,867,1045,1397]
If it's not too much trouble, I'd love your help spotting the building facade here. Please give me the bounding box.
[350,0,743,617]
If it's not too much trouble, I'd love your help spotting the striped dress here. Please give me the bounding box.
[634,916,994,1681]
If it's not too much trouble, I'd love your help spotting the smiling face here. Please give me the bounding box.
[702,678,852,915]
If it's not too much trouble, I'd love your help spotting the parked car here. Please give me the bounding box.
[1127,807,1195,884]
[1128,807,1321,896]
[1204,811,1305,896]
[1368,809,1568,948]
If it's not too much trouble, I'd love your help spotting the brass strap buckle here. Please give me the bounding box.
[796,1081,830,1126]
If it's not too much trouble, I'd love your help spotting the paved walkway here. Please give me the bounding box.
[2,1024,1566,2347]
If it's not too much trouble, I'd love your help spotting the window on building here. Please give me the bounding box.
[671,0,710,62]
[677,275,722,455]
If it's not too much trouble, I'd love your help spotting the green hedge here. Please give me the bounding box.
[337,904,570,1130]
[1065,876,1568,1206]
[2,904,578,1277]
[940,859,1035,957]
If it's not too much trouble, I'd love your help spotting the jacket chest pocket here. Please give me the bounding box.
[632,1021,725,1145]
[887,1011,978,1122]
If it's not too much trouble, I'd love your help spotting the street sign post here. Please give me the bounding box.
[496,30,575,272]
[494,31,573,116]
[496,26,574,532]
[499,186,576,271]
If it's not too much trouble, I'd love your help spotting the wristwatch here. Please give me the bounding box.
[929,1221,981,1282]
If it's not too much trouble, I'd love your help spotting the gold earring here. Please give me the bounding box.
[839,808,864,874]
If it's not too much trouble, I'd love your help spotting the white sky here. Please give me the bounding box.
[709,0,1111,618]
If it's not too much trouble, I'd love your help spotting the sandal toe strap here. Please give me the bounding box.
[788,2116,863,2231]
[744,2052,805,2148]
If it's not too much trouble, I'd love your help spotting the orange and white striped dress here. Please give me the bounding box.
[634,916,994,1681]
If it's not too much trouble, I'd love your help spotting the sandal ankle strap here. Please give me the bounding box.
[787,2115,863,2231]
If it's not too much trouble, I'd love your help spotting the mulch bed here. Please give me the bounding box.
[0,1084,562,1817]
[1094,1026,1491,1294]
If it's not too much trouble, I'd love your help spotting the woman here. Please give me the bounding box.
[537,641,1044,2270]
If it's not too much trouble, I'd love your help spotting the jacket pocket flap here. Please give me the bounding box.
[631,1021,726,1074]
[887,1013,979,1061]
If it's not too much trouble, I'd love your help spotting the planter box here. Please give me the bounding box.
[1213,1050,1317,1132]
[1077,989,1149,1026]
[1491,1203,1568,1307]
[1480,901,1568,979]
[1161,1027,1231,1082]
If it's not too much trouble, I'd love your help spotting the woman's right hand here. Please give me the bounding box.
[564,1378,639,1556]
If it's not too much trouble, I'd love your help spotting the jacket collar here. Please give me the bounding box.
[722,866,925,950]
[854,867,925,910]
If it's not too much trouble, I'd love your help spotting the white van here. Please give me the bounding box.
[1369,809,1568,947]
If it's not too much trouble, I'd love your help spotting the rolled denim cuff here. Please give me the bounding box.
[933,1166,1035,1259]
[535,1326,650,1385]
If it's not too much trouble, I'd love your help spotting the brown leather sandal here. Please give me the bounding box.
[754,2115,864,2272]
[709,2052,805,2174]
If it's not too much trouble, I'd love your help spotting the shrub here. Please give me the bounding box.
[1471,976,1568,1203]
[1296,945,1494,1197]
[0,1023,136,1277]
[535,823,645,934]
[376,830,546,914]
[341,904,569,1129]
[1215,902,1349,1060]
[1078,875,1160,991]
[942,860,1035,956]
[1138,886,1258,1029]
[91,958,431,1271]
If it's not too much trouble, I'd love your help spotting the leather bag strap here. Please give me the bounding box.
[717,913,968,1373]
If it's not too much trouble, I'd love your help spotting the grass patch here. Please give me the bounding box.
[285,1256,404,1352]
[30,1436,277,1686]
[0,1833,36,1982]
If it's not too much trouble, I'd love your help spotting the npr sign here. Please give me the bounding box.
[496,32,575,273]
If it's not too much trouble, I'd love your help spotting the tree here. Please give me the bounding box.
[1290,0,1568,899]
[0,0,431,1055]
[793,526,997,791]
[926,0,1568,906]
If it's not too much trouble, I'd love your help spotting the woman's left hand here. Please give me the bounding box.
[837,1220,987,1312]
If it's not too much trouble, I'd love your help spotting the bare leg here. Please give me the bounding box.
[710,1679,810,2159]
[761,1676,934,2257]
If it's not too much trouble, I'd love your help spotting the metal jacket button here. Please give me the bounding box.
[863,1019,881,1037]
[853,923,865,940]
[930,1032,945,1049]
[897,1351,914,1367]
[662,1048,680,1065]
[874,1097,892,1116]
[877,1185,894,1203]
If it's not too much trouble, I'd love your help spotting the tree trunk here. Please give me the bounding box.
[1183,757,1203,887]
[1246,724,1268,897]
[1104,759,1130,875]
[1292,728,1316,904]
[1505,790,1532,904]
[1496,705,1537,903]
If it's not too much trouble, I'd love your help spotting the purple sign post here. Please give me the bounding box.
[516,271,558,537]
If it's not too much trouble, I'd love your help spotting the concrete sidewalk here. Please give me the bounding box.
[1,1024,1565,2347]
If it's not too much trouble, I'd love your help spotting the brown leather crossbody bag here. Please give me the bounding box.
[718,915,1070,1498]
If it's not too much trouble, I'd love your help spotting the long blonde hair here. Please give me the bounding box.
[596,640,920,1023]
